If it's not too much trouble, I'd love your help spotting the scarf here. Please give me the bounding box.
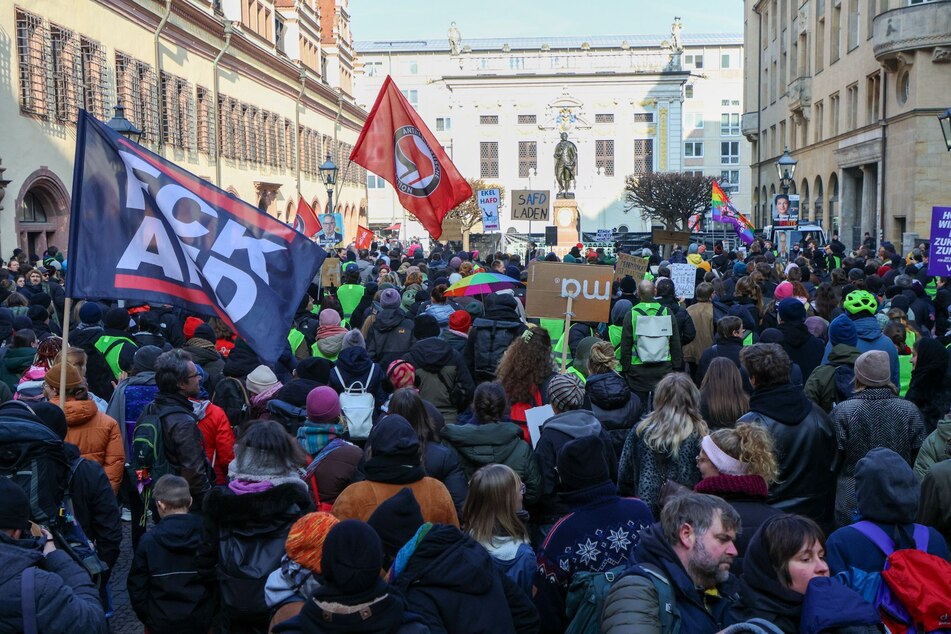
[187,337,216,351]
[387,523,433,583]
[316,325,348,340]
[228,479,274,495]
[694,474,769,499]
[363,454,426,485]
[250,382,283,407]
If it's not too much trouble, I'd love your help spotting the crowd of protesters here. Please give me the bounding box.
[1,233,950,634]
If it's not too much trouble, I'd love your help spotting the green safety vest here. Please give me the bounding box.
[94,334,136,379]
[337,284,366,320]
[629,303,671,365]
[554,325,594,365]
[925,279,938,300]
[828,255,842,270]
[540,318,565,346]
[311,342,339,362]
[609,324,623,359]
[898,354,913,398]
[566,366,587,384]
[288,328,305,356]
[743,331,754,346]
[904,329,917,351]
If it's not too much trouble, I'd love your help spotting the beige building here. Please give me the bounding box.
[742,0,951,248]
[0,0,368,259]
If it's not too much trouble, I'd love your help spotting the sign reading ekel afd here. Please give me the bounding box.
[525,261,613,323]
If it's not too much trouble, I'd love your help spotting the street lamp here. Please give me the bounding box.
[318,153,338,214]
[775,147,798,194]
[106,100,142,143]
[939,107,951,152]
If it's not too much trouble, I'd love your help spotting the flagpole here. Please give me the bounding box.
[59,297,72,408]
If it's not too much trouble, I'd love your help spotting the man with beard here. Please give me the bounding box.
[601,493,742,633]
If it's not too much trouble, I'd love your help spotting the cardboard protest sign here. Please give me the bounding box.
[511,190,551,221]
[669,263,697,299]
[525,261,613,323]
[321,258,342,288]
[616,253,648,282]
[651,228,691,246]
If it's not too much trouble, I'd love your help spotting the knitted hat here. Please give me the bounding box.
[31,401,67,439]
[688,243,699,254]
[318,309,341,327]
[449,256,462,270]
[733,262,747,277]
[854,350,891,388]
[619,276,637,294]
[27,305,48,322]
[828,314,858,347]
[341,329,365,350]
[464,300,484,319]
[297,357,333,384]
[183,316,203,339]
[759,328,785,344]
[805,316,829,342]
[557,435,610,490]
[28,292,51,308]
[78,302,102,325]
[413,314,440,340]
[285,512,339,574]
[133,345,163,375]
[0,478,30,531]
[367,487,425,562]
[777,297,806,322]
[774,281,795,301]
[380,288,401,309]
[44,362,84,390]
[246,364,279,396]
[548,373,585,411]
[103,307,130,330]
[387,359,416,390]
[321,520,385,594]
[193,323,217,344]
[306,386,341,423]
[448,310,471,333]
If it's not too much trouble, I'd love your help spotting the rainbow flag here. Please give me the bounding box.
[711,181,755,245]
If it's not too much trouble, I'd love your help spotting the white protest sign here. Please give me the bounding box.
[525,404,555,448]
[669,263,697,299]
[596,228,613,242]
[478,188,501,232]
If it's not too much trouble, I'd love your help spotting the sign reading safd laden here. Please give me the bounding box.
[511,190,551,221]
[525,262,613,323]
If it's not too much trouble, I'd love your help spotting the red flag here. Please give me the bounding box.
[355,225,374,250]
[350,76,472,240]
[294,197,322,237]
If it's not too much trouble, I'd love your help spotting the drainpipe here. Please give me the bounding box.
[879,70,887,244]
[213,22,234,187]
[296,70,306,202]
[755,5,763,229]
[154,0,172,156]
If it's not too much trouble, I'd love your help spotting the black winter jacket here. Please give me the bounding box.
[777,321,824,382]
[329,347,386,412]
[465,296,526,383]
[405,337,475,423]
[151,392,214,508]
[658,295,697,351]
[65,444,122,569]
[366,308,415,368]
[585,371,642,459]
[127,513,216,634]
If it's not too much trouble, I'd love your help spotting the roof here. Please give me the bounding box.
[355,33,743,54]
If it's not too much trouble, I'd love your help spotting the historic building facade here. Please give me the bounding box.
[354,25,750,240]
[742,0,951,246]
[1,0,368,258]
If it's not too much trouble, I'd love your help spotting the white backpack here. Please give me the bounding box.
[335,366,376,440]
[632,305,673,363]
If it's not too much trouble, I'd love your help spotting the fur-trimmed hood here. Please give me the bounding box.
[202,482,313,526]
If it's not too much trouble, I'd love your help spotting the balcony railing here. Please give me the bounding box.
[872,1,951,68]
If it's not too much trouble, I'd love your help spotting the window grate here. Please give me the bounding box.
[634,139,653,175]
[480,114,499,125]
[197,86,211,153]
[595,113,614,124]
[518,141,537,178]
[517,114,536,125]
[116,52,159,143]
[160,72,192,149]
[595,139,615,176]
[634,113,654,123]
[16,9,49,117]
[480,141,499,178]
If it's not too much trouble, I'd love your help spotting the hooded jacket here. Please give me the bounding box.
[739,384,839,531]
[183,344,225,391]
[0,532,108,634]
[914,413,951,479]
[734,517,806,632]
[64,444,122,570]
[825,448,949,575]
[328,347,386,411]
[63,397,125,493]
[602,523,740,634]
[803,344,862,412]
[797,576,882,634]
[193,398,235,485]
[0,346,36,390]
[585,371,642,459]
[777,321,824,381]
[440,421,542,505]
[465,295,527,382]
[389,524,539,634]
[404,337,474,424]
[821,316,899,387]
[917,460,951,547]
[366,307,415,368]
[127,512,216,633]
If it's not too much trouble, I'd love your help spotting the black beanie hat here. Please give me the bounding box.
[367,487,424,563]
[413,314,440,340]
[557,435,610,491]
[30,402,68,439]
[27,305,48,322]
[193,323,217,344]
[296,357,333,384]
[320,520,384,594]
[104,307,129,331]
[28,292,51,307]
[0,478,31,531]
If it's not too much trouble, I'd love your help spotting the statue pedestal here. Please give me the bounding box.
[551,199,580,256]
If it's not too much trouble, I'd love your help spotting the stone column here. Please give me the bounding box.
[861,164,878,242]
[840,169,859,246]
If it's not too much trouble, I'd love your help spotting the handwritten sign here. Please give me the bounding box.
[669,263,697,299]
[616,253,648,282]
[651,228,692,246]
[478,188,501,232]
[320,257,341,288]
[511,190,551,221]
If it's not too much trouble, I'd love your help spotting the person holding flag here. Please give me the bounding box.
[711,181,755,246]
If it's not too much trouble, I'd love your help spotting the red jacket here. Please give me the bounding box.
[194,400,234,484]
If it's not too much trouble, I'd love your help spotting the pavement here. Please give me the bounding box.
[106,522,143,634]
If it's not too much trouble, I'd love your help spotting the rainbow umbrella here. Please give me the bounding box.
[444,271,522,297]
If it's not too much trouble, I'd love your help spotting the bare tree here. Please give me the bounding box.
[624,172,714,230]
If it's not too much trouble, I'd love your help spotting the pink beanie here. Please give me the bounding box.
[774,281,794,301]
[318,309,341,327]
[306,386,341,422]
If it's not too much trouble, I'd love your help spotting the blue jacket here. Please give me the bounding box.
[825,521,949,575]
[822,316,899,387]
[798,576,881,634]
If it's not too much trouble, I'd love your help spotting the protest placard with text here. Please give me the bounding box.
[525,262,613,323]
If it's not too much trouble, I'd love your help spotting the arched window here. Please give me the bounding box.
[20,191,48,223]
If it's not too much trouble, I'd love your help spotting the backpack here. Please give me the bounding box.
[218,520,293,619]
[0,416,69,525]
[565,562,679,634]
[632,305,673,363]
[212,376,251,431]
[335,366,376,440]
[52,457,109,582]
[266,399,308,435]
[833,364,856,404]
[295,315,320,348]
[846,521,951,634]
[434,366,468,412]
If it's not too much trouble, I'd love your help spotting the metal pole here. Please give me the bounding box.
[560,296,573,373]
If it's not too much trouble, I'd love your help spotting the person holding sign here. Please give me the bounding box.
[619,279,683,405]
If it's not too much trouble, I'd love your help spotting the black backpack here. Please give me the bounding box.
[266,399,308,435]
[212,376,251,431]
[0,415,69,525]
[295,315,320,349]
[833,364,856,404]
[75,339,117,402]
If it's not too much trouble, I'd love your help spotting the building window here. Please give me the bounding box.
[480,115,499,125]
[720,113,740,136]
[684,170,704,178]
[720,170,740,194]
[866,72,881,122]
[830,92,840,135]
[196,86,211,153]
[634,112,654,123]
[49,24,78,122]
[518,141,537,178]
[509,57,525,70]
[480,141,499,178]
[685,112,704,128]
[831,3,841,62]
[684,141,704,157]
[779,119,787,149]
[160,72,191,150]
[721,141,740,164]
[517,114,536,125]
[685,85,694,99]
[16,9,51,118]
[595,113,614,124]
[814,99,824,142]
[20,191,48,223]
[684,54,704,68]
[634,139,653,174]
[847,83,859,130]
[897,70,910,105]
[116,52,159,143]
[364,61,382,77]
[595,139,614,176]
[848,0,861,50]
[367,173,386,189]
[436,117,451,131]
[721,53,732,68]
[400,89,418,107]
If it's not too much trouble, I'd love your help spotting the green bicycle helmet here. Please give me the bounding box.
[843,290,878,315]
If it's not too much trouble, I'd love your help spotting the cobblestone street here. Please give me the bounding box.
[107,522,142,634]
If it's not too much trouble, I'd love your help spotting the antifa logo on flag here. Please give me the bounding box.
[394,126,441,197]
[66,111,326,363]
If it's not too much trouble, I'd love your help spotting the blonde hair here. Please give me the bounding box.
[55,347,88,377]
[708,423,780,484]
[636,373,708,458]
[463,464,529,546]
[587,341,618,376]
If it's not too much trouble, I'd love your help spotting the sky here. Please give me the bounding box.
[348,0,744,43]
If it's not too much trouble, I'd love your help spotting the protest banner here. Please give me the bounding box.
[511,190,551,221]
[596,228,613,242]
[669,263,697,299]
[616,253,648,282]
[929,206,951,276]
[478,188,501,232]
[321,258,342,288]
[651,228,692,246]
[355,226,374,250]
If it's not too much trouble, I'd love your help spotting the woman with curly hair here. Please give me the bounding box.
[694,423,781,574]
[617,372,707,516]
[811,282,840,322]
[497,325,554,442]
